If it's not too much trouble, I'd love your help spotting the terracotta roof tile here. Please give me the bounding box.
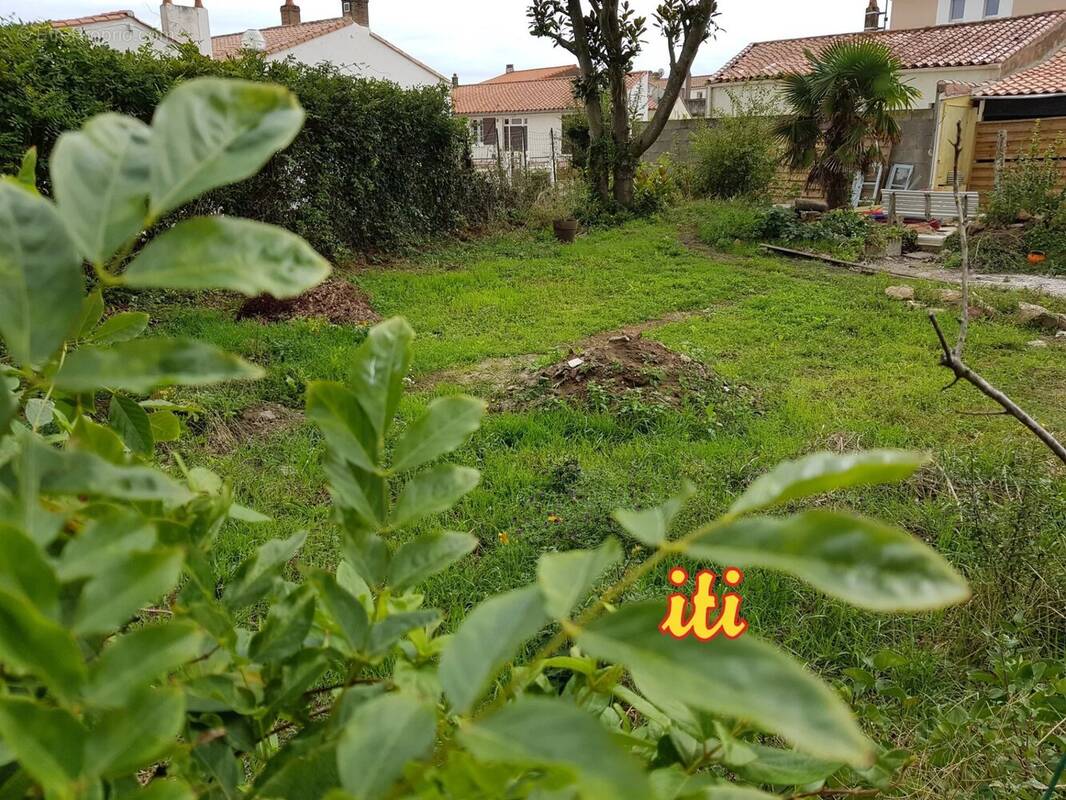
[712,11,1066,83]
[212,17,354,60]
[977,46,1066,96]
[482,64,579,84]
[452,78,579,115]
[50,9,137,28]
[454,69,650,115]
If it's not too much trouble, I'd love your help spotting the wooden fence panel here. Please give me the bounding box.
[970,117,1066,194]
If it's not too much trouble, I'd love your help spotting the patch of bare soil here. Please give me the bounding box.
[236,279,380,325]
[498,327,744,413]
[206,403,302,454]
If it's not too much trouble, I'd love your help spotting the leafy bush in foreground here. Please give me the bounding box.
[0,78,973,798]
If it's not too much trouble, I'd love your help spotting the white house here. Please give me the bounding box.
[452,65,689,169]
[49,9,178,54]
[48,1,446,89]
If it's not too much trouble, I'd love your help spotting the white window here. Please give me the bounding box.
[949,0,966,20]
[984,0,1001,16]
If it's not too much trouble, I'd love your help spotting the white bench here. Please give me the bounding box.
[883,190,979,224]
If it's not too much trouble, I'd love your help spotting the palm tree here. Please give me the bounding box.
[775,41,920,209]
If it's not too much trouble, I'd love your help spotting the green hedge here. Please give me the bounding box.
[0,23,487,259]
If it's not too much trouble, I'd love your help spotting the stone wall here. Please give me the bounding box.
[640,119,707,164]
[889,109,937,191]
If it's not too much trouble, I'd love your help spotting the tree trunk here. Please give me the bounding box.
[613,161,636,207]
[825,174,851,210]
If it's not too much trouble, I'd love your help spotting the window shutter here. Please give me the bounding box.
[483,117,498,146]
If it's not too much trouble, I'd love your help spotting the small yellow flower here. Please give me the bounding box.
[547,514,562,524]
[497,531,511,544]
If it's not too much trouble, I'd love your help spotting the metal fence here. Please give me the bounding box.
[470,129,571,183]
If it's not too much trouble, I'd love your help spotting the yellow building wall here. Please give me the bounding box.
[890,0,1066,30]
[931,96,979,191]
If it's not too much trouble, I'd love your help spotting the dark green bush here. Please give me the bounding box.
[985,125,1063,226]
[0,23,490,259]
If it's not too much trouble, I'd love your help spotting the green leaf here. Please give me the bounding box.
[149,78,304,217]
[84,620,205,707]
[249,585,316,663]
[0,379,16,437]
[388,531,477,593]
[16,146,37,190]
[57,510,156,582]
[685,511,970,612]
[459,697,651,800]
[70,416,127,463]
[0,697,86,795]
[391,396,485,473]
[336,693,435,800]
[349,318,414,437]
[0,179,84,366]
[124,217,330,297]
[31,438,191,502]
[366,610,440,658]
[576,603,874,766]
[0,523,59,616]
[0,588,85,700]
[119,780,195,800]
[253,733,340,800]
[309,569,369,653]
[325,454,386,532]
[23,398,54,429]
[88,312,150,345]
[74,289,105,338]
[536,537,622,620]
[730,450,928,516]
[87,687,185,777]
[224,531,307,610]
[392,464,480,528]
[109,393,154,455]
[73,548,185,636]
[306,381,378,473]
[56,338,263,393]
[340,532,389,588]
[51,113,152,264]
[613,483,694,547]
[150,410,182,443]
[439,585,548,714]
[733,743,842,786]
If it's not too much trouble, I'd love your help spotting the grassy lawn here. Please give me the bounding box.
[145,202,1066,798]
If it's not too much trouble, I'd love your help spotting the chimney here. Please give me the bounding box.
[352,0,369,26]
[280,0,301,26]
[505,64,515,74]
[451,73,459,88]
[864,0,882,32]
[160,0,212,57]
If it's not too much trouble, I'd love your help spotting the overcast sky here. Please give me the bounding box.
[2,0,889,82]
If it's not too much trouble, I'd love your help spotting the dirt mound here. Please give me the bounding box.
[500,329,734,412]
[237,279,380,325]
[206,404,302,454]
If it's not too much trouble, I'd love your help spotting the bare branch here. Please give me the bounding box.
[928,314,1066,465]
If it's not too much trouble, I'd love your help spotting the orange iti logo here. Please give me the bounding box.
[659,567,749,641]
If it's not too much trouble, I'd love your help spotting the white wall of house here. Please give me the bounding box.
[71,19,174,53]
[273,24,442,88]
[707,66,1000,115]
[463,112,567,167]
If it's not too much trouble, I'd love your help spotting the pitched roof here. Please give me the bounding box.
[454,69,651,115]
[452,78,579,115]
[212,17,355,60]
[711,11,1066,83]
[483,64,579,84]
[50,9,138,28]
[976,46,1066,97]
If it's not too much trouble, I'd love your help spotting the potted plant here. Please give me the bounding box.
[534,182,585,243]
